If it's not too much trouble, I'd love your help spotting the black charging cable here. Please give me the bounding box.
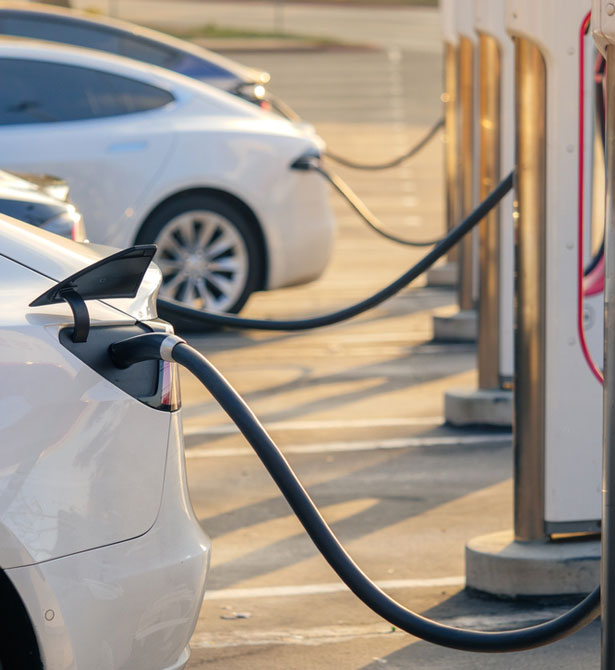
[324,117,444,170]
[157,172,513,332]
[314,164,443,247]
[109,331,599,653]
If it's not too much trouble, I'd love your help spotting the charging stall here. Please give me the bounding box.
[466,0,602,597]
[442,0,515,427]
[432,0,479,341]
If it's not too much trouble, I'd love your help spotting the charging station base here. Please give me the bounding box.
[426,261,457,287]
[432,309,477,342]
[444,388,513,427]
[465,530,600,597]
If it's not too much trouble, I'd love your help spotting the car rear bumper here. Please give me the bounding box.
[265,166,336,290]
[6,411,210,670]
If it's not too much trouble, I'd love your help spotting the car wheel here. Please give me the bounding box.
[137,194,262,314]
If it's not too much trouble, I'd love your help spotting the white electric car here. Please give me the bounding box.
[0,39,334,314]
[0,214,209,669]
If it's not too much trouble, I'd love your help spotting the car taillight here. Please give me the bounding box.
[159,360,181,412]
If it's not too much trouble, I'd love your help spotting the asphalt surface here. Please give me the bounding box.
[75,3,600,666]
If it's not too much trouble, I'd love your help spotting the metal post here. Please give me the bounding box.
[513,37,547,542]
[444,42,460,263]
[457,36,476,311]
[477,33,502,390]
[602,41,615,670]
[591,4,615,664]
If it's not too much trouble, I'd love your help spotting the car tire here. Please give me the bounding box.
[136,194,262,317]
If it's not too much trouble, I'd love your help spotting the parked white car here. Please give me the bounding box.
[0,214,209,669]
[0,40,334,314]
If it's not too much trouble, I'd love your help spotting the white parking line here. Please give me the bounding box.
[185,433,512,459]
[190,608,576,649]
[184,416,444,437]
[190,623,406,649]
[204,576,465,601]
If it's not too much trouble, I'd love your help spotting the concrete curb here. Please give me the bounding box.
[444,388,513,428]
[432,309,477,342]
[466,530,600,597]
[181,36,377,53]
[426,261,457,288]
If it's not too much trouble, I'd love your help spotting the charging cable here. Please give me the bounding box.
[324,118,444,170]
[314,165,443,247]
[109,331,599,653]
[157,172,512,331]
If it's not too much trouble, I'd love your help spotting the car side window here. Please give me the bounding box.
[0,14,120,51]
[0,59,175,125]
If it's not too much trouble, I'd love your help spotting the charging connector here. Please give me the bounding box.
[109,333,185,369]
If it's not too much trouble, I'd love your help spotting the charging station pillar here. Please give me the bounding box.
[426,0,459,288]
[465,0,601,597]
[432,0,479,342]
[443,0,515,428]
[591,4,615,664]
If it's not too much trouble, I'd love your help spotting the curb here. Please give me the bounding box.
[187,36,378,53]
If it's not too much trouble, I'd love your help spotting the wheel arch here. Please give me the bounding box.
[0,568,44,669]
[135,187,269,291]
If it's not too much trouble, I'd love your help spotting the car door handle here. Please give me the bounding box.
[106,141,149,154]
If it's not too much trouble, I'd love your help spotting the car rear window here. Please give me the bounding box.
[0,12,181,69]
[0,58,175,125]
[0,13,120,51]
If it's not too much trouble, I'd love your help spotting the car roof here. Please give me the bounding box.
[0,1,269,85]
[0,37,268,117]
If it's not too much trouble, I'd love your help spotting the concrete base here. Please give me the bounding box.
[466,530,600,597]
[426,261,457,288]
[432,309,477,342]
[445,388,513,428]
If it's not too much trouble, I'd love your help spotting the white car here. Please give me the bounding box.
[0,40,335,314]
[0,214,209,669]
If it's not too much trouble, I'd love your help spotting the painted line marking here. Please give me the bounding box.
[204,576,465,601]
[189,608,578,649]
[185,433,512,459]
[184,416,444,437]
[190,623,406,649]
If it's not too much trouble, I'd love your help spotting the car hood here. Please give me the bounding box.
[0,215,161,322]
